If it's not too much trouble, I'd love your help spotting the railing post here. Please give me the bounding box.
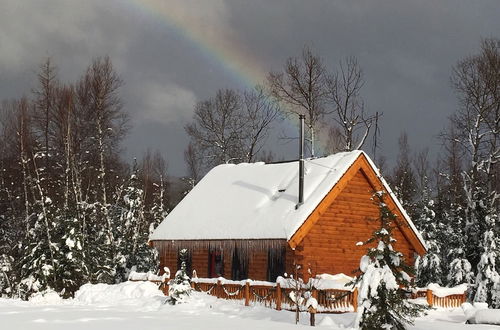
[352,288,358,312]
[276,283,282,311]
[217,279,222,298]
[426,289,433,307]
[311,288,318,300]
[163,280,169,296]
[245,282,250,306]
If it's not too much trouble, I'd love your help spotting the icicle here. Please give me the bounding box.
[152,239,287,260]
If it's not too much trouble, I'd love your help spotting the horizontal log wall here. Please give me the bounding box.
[297,169,415,281]
[154,241,290,281]
[248,250,268,280]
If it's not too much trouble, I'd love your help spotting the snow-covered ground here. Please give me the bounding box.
[0,282,497,330]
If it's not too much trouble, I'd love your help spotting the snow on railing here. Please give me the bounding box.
[128,272,469,312]
[412,283,468,308]
[190,275,357,312]
[128,270,170,295]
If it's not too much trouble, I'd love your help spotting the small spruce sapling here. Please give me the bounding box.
[167,249,192,305]
[288,262,304,325]
[353,191,427,330]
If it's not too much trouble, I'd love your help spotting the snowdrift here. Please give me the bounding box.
[29,289,63,305]
[463,302,500,325]
[74,281,165,310]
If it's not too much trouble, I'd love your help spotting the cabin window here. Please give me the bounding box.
[176,249,192,276]
[231,248,248,280]
[208,248,224,278]
[267,247,285,282]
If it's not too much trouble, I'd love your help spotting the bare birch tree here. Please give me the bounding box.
[326,57,374,151]
[185,87,279,175]
[268,46,329,157]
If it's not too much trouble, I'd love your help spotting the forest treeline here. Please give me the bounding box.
[0,57,172,298]
[0,39,499,307]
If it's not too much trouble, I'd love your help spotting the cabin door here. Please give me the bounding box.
[208,249,224,278]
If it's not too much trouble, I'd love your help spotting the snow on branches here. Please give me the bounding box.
[353,191,426,330]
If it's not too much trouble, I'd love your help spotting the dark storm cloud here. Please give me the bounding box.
[1,0,499,175]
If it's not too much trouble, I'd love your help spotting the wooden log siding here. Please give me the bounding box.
[296,169,415,281]
[152,239,287,280]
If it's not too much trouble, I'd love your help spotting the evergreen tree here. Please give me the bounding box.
[474,213,500,307]
[445,204,474,287]
[113,162,159,281]
[0,254,13,297]
[415,195,444,286]
[115,164,143,281]
[167,248,192,305]
[87,201,116,284]
[390,133,417,218]
[56,212,86,297]
[353,191,426,330]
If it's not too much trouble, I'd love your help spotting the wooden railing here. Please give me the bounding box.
[315,288,358,312]
[190,278,357,313]
[131,277,467,312]
[410,288,467,308]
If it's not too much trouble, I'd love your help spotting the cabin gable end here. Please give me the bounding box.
[288,154,426,256]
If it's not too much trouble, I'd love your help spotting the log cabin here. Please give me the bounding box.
[149,150,426,282]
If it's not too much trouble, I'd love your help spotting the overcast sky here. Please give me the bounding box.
[1,0,499,176]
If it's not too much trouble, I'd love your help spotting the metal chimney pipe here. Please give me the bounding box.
[297,114,305,209]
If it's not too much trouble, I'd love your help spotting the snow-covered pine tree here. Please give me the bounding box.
[19,199,58,299]
[474,213,500,308]
[0,254,13,297]
[149,174,168,231]
[114,161,159,281]
[353,191,426,330]
[390,133,418,219]
[445,204,474,287]
[114,165,142,281]
[87,201,116,284]
[414,183,444,286]
[434,131,474,287]
[137,172,167,273]
[55,211,86,297]
[167,248,192,305]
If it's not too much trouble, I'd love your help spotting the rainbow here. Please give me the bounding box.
[127,0,267,89]
[126,0,328,154]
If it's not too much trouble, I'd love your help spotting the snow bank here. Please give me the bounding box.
[427,283,468,297]
[29,289,63,305]
[128,270,169,282]
[462,302,499,325]
[473,309,500,325]
[74,281,165,311]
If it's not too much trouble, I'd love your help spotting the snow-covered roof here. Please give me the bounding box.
[150,150,425,249]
